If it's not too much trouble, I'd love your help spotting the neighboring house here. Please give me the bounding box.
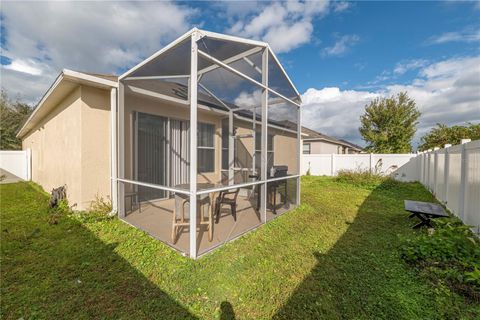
[302,127,364,154]
[17,28,302,258]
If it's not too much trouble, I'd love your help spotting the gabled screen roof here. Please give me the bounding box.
[121,28,301,104]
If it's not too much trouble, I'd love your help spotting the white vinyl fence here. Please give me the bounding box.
[0,149,31,181]
[301,153,418,181]
[301,140,480,233]
[416,140,480,234]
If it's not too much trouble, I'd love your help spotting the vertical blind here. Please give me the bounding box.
[170,119,190,187]
[135,113,215,195]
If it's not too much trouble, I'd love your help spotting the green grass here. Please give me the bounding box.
[1,177,479,319]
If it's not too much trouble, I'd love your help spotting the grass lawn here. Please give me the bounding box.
[1,177,479,319]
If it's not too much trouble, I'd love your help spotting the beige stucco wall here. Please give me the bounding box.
[308,140,342,154]
[306,140,361,154]
[231,119,299,177]
[22,85,112,210]
[22,87,84,208]
[273,131,298,174]
[80,86,111,208]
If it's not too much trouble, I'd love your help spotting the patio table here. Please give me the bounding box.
[404,200,448,229]
[172,183,220,243]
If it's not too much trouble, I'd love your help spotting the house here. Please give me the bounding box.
[301,126,363,154]
[17,28,302,258]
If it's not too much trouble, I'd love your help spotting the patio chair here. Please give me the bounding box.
[248,173,261,210]
[215,188,240,224]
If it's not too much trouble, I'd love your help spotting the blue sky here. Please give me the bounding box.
[1,1,479,147]
[190,1,479,92]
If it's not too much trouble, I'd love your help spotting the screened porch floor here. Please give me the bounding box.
[122,194,290,256]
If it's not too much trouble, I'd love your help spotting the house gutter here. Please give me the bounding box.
[110,87,118,215]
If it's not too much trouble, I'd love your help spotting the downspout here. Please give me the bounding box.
[110,87,118,215]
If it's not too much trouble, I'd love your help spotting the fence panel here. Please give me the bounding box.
[301,141,479,233]
[302,154,331,176]
[464,141,480,234]
[435,151,446,201]
[334,154,370,174]
[445,145,462,215]
[301,153,417,180]
[0,149,31,181]
[428,153,435,192]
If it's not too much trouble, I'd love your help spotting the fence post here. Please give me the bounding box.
[423,153,427,186]
[443,144,451,205]
[369,153,373,173]
[425,151,430,190]
[422,153,426,185]
[458,140,470,220]
[26,148,32,181]
[331,153,335,176]
[433,147,439,195]
[419,153,424,184]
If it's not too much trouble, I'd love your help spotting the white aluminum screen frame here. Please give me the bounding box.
[116,29,303,259]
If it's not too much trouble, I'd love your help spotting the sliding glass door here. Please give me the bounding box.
[136,112,168,201]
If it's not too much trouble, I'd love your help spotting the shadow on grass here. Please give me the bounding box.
[271,179,471,319]
[219,301,236,320]
[0,183,196,319]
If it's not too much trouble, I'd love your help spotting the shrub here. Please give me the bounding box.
[400,219,480,300]
[88,194,113,216]
[334,168,399,190]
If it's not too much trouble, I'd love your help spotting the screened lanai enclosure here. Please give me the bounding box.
[117,29,301,258]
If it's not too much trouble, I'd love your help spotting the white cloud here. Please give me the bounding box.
[0,1,196,103]
[3,59,45,76]
[302,87,378,144]
[0,1,350,104]
[227,0,330,53]
[332,2,350,12]
[301,56,480,147]
[234,90,262,108]
[393,59,428,75]
[322,34,360,57]
[427,29,480,45]
[263,20,313,53]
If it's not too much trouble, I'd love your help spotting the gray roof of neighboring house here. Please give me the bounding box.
[301,126,364,151]
[338,139,364,151]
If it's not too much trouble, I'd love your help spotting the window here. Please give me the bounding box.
[303,143,311,154]
[198,122,215,173]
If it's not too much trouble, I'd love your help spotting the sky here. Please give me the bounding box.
[1,1,479,148]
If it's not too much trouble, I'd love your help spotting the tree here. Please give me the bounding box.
[0,90,33,150]
[359,92,420,153]
[418,123,480,151]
